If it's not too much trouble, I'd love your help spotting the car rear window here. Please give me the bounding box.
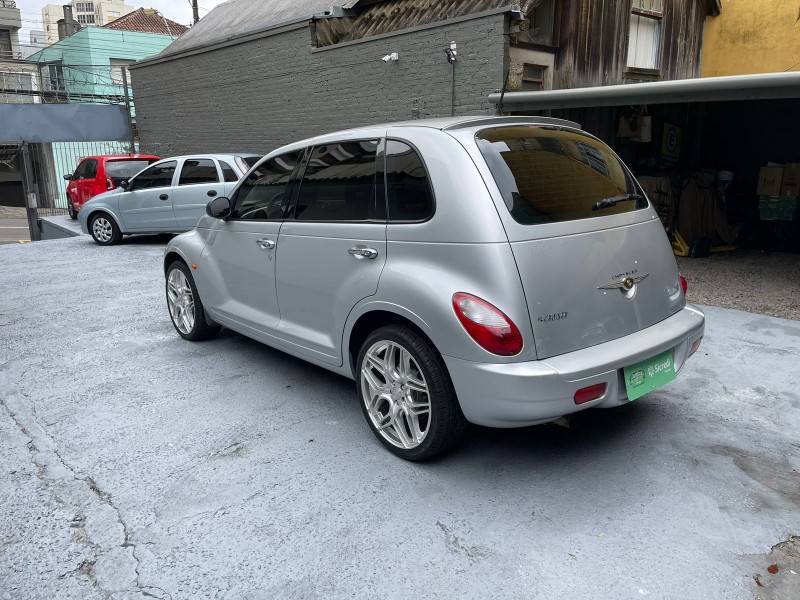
[476,126,647,225]
[106,159,155,180]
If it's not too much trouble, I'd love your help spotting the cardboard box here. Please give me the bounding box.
[757,166,784,196]
[780,163,800,197]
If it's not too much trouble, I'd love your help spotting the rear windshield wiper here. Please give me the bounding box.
[591,193,645,211]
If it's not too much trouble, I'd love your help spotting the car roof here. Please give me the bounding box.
[269,116,582,157]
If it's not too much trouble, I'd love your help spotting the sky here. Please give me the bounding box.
[17,0,229,39]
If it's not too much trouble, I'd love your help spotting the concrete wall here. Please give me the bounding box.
[130,12,507,157]
[701,0,800,77]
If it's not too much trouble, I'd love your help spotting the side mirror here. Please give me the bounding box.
[206,196,232,219]
[63,174,73,181]
[119,180,129,190]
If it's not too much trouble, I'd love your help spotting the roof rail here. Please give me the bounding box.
[443,116,582,131]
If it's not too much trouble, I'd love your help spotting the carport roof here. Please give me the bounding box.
[488,72,800,111]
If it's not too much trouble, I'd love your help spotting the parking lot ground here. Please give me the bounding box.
[1,236,799,599]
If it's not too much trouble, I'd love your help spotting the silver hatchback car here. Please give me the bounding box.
[164,116,705,460]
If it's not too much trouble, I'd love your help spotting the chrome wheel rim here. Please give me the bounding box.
[92,217,113,242]
[167,269,195,335]
[360,340,431,450]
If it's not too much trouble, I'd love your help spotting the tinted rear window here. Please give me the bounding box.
[476,126,646,225]
[106,159,154,179]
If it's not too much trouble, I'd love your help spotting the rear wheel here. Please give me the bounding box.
[166,261,219,341]
[67,199,77,220]
[356,325,466,461]
[89,213,121,246]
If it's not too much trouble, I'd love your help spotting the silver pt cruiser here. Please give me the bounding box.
[164,116,705,460]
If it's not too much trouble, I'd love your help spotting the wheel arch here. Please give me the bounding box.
[86,208,124,233]
[346,306,440,379]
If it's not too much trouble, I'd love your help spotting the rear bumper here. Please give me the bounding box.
[443,304,705,428]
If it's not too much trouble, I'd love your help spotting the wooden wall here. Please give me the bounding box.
[549,0,708,89]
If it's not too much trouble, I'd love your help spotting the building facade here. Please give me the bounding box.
[0,0,21,59]
[42,0,135,46]
[701,0,800,77]
[130,0,720,159]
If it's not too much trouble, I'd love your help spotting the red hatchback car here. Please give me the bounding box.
[65,154,160,219]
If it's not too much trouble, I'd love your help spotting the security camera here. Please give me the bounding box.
[382,54,392,63]
[382,52,399,62]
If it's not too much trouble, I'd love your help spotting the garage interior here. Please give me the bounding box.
[492,73,800,256]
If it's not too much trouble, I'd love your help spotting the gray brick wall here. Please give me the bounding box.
[131,13,507,157]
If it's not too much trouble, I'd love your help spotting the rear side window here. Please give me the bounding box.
[131,161,177,190]
[178,159,219,185]
[294,140,379,222]
[105,159,153,180]
[384,141,434,222]
[476,126,646,225]
[219,161,239,182]
[231,151,302,220]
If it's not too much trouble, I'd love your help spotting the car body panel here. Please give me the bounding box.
[164,116,705,429]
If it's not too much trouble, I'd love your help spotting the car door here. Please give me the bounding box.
[78,159,100,205]
[274,139,387,366]
[198,152,301,337]
[67,160,87,207]
[170,158,225,229]
[118,160,178,231]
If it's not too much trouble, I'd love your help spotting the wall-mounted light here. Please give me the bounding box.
[444,41,457,63]
[382,52,400,63]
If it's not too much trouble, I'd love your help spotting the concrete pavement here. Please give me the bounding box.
[0,236,798,599]
[0,218,30,244]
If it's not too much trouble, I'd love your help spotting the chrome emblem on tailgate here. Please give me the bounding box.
[598,273,650,291]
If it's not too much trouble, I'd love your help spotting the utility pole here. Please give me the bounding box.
[20,144,41,242]
[191,0,200,25]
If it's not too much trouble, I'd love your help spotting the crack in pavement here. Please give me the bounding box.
[0,359,171,599]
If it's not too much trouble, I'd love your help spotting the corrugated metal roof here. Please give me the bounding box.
[487,72,800,110]
[158,0,352,57]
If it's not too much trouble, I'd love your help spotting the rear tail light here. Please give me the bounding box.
[452,293,523,356]
[689,336,703,357]
[106,177,115,191]
[574,383,607,405]
[679,273,688,295]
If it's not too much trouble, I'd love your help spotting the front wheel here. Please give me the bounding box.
[89,213,121,245]
[166,261,219,341]
[356,325,467,461]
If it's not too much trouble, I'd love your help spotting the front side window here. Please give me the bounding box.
[293,141,379,222]
[627,0,663,70]
[130,161,177,191]
[73,160,89,179]
[178,159,219,186]
[83,159,98,179]
[231,152,302,220]
[476,126,646,225]
[384,141,434,222]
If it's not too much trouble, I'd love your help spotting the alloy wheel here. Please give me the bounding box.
[92,217,114,243]
[167,268,196,335]
[360,340,431,449]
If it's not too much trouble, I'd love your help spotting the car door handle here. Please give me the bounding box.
[256,239,276,250]
[348,247,378,260]
[207,190,217,197]
[159,194,169,201]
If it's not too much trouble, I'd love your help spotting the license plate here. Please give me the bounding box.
[623,349,676,401]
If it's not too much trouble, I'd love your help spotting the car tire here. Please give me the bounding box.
[166,261,220,342]
[89,213,122,246]
[67,200,77,220]
[356,325,467,461]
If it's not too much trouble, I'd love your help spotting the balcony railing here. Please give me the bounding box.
[0,49,23,60]
[0,1,19,9]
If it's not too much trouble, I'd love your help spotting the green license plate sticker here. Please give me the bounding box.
[623,349,676,401]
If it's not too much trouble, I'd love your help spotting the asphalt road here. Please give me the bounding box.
[0,218,30,244]
[1,236,798,599]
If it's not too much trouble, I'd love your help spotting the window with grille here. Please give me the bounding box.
[521,64,547,91]
[627,0,663,70]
